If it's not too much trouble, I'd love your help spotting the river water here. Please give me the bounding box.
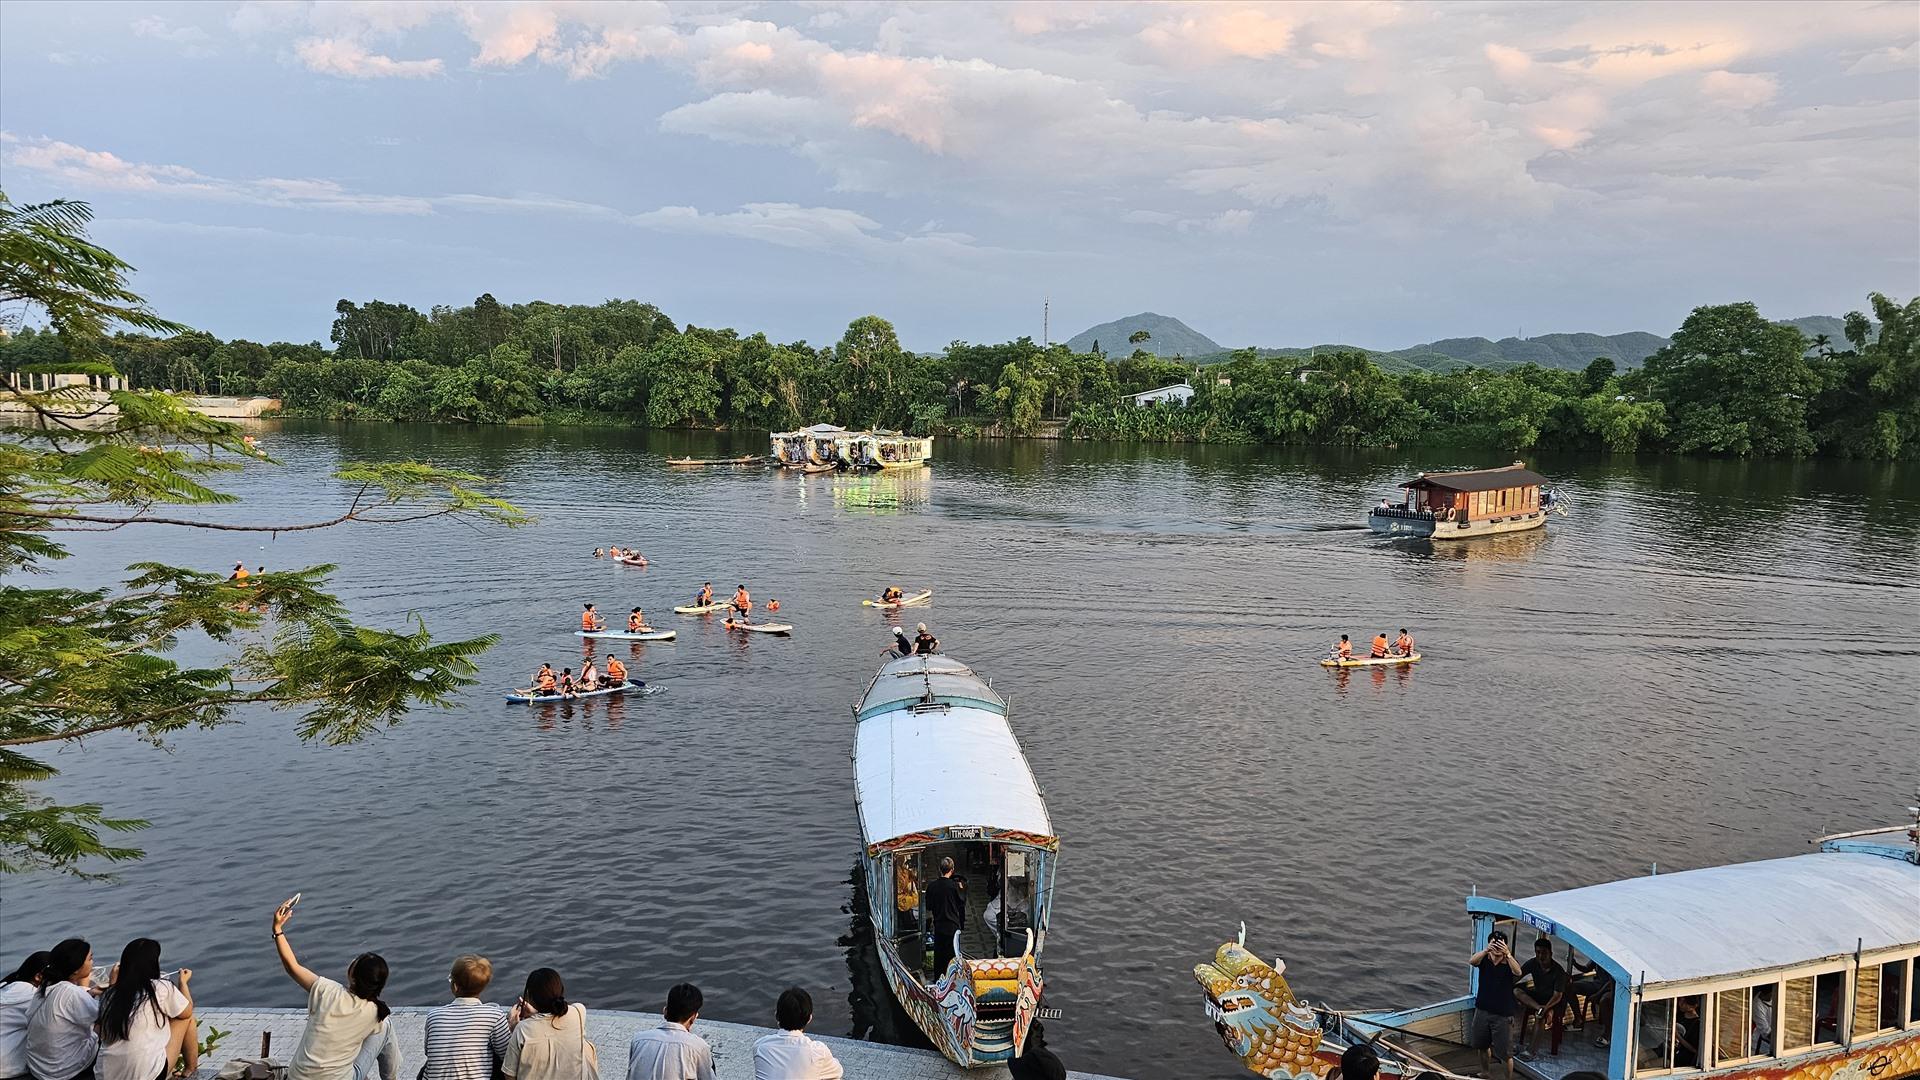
[8,422,1917,1079]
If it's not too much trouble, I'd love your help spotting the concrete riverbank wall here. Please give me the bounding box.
[194,1007,1127,1080]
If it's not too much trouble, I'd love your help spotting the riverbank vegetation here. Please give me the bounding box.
[1,193,525,875]
[3,261,1913,460]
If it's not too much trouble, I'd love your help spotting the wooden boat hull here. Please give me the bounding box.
[726,621,793,635]
[1368,509,1547,539]
[668,456,762,467]
[1320,651,1420,668]
[575,629,675,641]
[674,603,725,614]
[863,590,933,609]
[801,463,837,474]
[504,680,637,703]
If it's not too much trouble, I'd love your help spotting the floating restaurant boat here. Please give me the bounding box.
[1196,816,1920,1080]
[772,424,851,468]
[853,654,1056,1067]
[1368,461,1564,539]
[851,431,935,470]
[771,424,933,470]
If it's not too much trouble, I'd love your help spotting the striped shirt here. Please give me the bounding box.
[422,998,511,1080]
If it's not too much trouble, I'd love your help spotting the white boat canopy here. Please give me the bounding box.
[854,655,1053,852]
[1506,850,1920,986]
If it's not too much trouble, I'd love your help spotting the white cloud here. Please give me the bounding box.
[293,37,443,79]
[1699,70,1779,109]
[131,15,213,54]
[1846,42,1919,76]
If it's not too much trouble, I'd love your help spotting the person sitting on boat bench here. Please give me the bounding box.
[1392,629,1414,656]
[582,603,605,632]
[913,624,939,655]
[1515,937,1568,1060]
[1567,958,1614,1047]
[926,857,967,975]
[1469,931,1523,1079]
[1370,632,1390,658]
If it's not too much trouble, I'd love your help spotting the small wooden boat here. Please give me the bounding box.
[801,462,838,474]
[668,455,762,467]
[575,629,676,641]
[725,619,793,634]
[674,602,726,615]
[863,589,933,609]
[504,680,637,704]
[1320,651,1420,668]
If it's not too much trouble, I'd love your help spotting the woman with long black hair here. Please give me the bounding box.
[501,970,595,1080]
[270,899,392,1080]
[23,939,102,1080]
[1,951,53,1080]
[96,940,195,1080]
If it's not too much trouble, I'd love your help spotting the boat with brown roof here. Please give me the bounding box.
[1368,460,1565,540]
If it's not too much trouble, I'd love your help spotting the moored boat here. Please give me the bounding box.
[1369,461,1563,539]
[1196,816,1920,1080]
[853,654,1056,1067]
[668,455,763,467]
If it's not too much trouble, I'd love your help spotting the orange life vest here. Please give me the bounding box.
[1396,634,1413,653]
[537,672,556,691]
[605,659,626,682]
[582,610,597,630]
[628,614,643,631]
[1337,639,1352,658]
[1371,635,1389,657]
[733,589,751,610]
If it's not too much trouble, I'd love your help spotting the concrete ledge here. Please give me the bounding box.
[194,1007,1123,1080]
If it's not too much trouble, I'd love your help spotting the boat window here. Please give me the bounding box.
[1636,994,1705,1074]
[1911,956,1919,1026]
[1865,958,1909,1034]
[1714,983,1775,1064]
[1782,976,1814,1051]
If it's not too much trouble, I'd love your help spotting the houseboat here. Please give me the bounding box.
[1196,815,1920,1080]
[853,654,1056,1067]
[771,423,852,468]
[850,431,934,470]
[1368,461,1563,539]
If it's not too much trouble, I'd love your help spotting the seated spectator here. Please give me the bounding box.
[420,956,510,1080]
[24,939,102,1080]
[751,989,842,1080]
[0,952,53,1080]
[502,970,595,1080]
[1568,959,1614,1047]
[96,939,196,1080]
[1751,984,1775,1057]
[625,984,714,1080]
[1516,938,1567,1059]
[271,899,392,1080]
[1007,1020,1065,1080]
[1335,1043,1379,1080]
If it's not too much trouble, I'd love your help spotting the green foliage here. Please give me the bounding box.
[1,189,525,877]
[1644,301,1819,456]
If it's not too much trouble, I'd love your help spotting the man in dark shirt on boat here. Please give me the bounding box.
[1516,938,1568,1060]
[1469,931,1523,1079]
[913,623,939,655]
[926,856,967,976]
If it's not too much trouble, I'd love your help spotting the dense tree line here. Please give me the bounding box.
[3,291,1914,458]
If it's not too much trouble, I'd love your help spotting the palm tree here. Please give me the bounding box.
[1810,333,1834,357]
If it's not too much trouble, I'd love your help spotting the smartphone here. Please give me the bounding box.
[285,892,302,912]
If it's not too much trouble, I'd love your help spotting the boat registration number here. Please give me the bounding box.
[1204,998,1225,1023]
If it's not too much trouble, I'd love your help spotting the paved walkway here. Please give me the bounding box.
[195,1008,1120,1080]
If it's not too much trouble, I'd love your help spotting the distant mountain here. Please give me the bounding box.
[1065,312,1221,357]
[1070,312,1858,373]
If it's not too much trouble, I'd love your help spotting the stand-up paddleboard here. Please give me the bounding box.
[674,602,726,615]
[1319,652,1421,668]
[504,680,639,703]
[726,620,794,635]
[669,456,762,467]
[614,556,648,567]
[575,629,676,641]
[862,589,932,610]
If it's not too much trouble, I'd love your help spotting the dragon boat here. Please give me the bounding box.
[1196,815,1920,1080]
[852,654,1056,1067]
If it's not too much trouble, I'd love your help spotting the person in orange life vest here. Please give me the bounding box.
[582,603,604,631]
[1370,632,1390,659]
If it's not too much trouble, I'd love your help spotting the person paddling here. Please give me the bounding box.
[628,607,648,633]
[696,582,715,608]
[582,603,604,632]
[1370,632,1390,659]
[1333,634,1354,661]
[534,666,558,696]
[731,584,752,623]
[605,657,628,687]
[1393,628,1414,656]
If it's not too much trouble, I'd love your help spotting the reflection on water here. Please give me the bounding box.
[5,421,1914,1080]
[839,863,936,1050]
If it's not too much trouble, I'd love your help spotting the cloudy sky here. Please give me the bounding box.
[2,1,1915,351]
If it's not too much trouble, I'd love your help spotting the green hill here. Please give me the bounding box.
[1065,312,1221,357]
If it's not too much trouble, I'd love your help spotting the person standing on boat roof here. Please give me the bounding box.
[925,857,967,975]
[1468,930,1522,1080]
[913,624,938,655]
[1393,629,1414,657]
[1370,632,1390,659]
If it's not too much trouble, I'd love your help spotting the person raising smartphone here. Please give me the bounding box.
[271,898,393,1080]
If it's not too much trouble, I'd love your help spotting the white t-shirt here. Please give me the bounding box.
[0,980,40,1078]
[289,978,382,1080]
[98,980,190,1080]
[24,981,100,1080]
[750,1031,842,1080]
